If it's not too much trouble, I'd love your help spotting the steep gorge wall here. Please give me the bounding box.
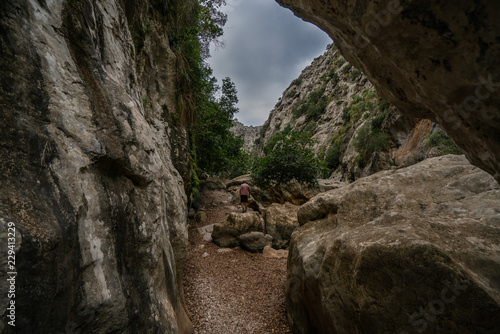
[0,0,192,332]
[230,119,261,152]
[259,45,456,180]
[277,0,500,183]
[269,2,500,332]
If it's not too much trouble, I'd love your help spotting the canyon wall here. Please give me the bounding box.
[277,0,500,183]
[271,2,500,332]
[230,119,261,152]
[258,45,457,180]
[0,0,192,332]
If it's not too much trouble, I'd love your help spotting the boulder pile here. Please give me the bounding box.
[286,155,500,333]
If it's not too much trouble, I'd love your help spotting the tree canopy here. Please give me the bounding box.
[252,131,322,187]
[195,76,247,178]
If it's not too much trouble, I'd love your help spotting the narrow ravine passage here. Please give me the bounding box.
[183,188,291,334]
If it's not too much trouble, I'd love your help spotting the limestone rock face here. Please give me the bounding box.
[0,0,192,333]
[277,0,500,183]
[286,155,500,333]
[212,212,262,248]
[258,45,457,181]
[263,203,300,249]
[230,119,261,152]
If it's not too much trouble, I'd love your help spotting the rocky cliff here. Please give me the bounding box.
[230,119,261,152]
[0,0,192,333]
[277,0,500,183]
[258,45,458,180]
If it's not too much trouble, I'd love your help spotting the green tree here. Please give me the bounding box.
[325,141,341,171]
[159,0,247,179]
[219,77,239,118]
[198,0,227,57]
[252,131,322,187]
[196,76,246,177]
[425,131,461,155]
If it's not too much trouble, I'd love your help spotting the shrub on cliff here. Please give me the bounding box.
[325,140,342,171]
[354,123,390,168]
[292,88,329,122]
[252,131,322,187]
[425,131,462,156]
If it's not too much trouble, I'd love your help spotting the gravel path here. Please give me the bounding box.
[183,189,292,334]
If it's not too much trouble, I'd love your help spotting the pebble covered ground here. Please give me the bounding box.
[183,189,292,334]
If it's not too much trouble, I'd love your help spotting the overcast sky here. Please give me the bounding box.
[207,0,332,126]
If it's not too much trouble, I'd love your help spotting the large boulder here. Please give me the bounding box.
[225,174,253,188]
[263,202,300,249]
[238,232,273,253]
[225,185,264,213]
[212,212,262,248]
[227,176,344,208]
[248,182,330,207]
[277,0,500,184]
[202,176,228,191]
[287,155,500,334]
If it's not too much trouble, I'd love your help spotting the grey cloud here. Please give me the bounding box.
[208,0,331,126]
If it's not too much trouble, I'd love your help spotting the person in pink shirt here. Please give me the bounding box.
[239,180,250,213]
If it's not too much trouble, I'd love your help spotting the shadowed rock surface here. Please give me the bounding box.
[238,231,273,253]
[263,202,300,249]
[0,0,192,332]
[287,155,500,334]
[277,0,500,183]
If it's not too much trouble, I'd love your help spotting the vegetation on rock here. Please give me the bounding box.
[291,88,329,122]
[354,123,390,168]
[325,138,342,171]
[425,131,462,156]
[157,0,247,182]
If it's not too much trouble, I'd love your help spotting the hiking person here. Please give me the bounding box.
[239,180,250,213]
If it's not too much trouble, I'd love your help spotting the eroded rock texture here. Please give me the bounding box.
[0,0,192,332]
[230,119,261,152]
[287,155,500,333]
[212,212,262,248]
[277,0,500,183]
[263,202,300,249]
